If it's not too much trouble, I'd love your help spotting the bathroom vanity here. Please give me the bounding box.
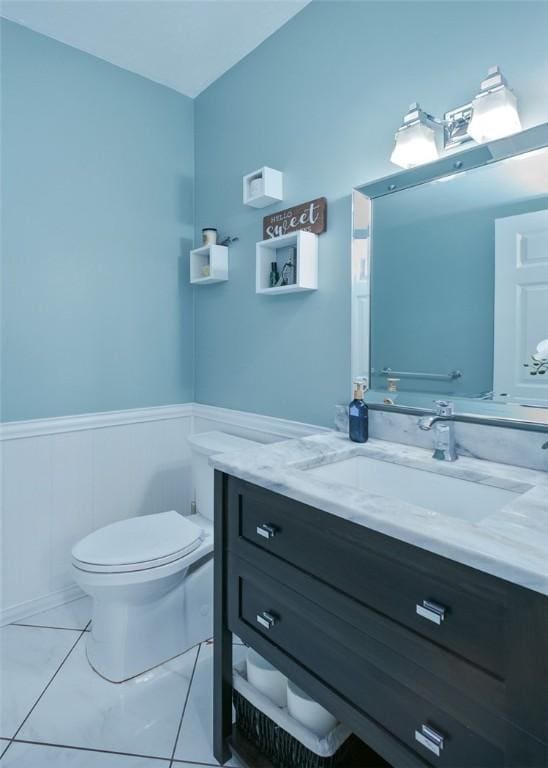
[212,117,548,768]
[212,434,548,768]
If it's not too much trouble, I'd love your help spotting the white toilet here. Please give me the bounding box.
[72,430,258,682]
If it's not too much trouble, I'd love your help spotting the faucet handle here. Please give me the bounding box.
[434,400,454,417]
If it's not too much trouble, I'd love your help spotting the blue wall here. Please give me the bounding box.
[1,20,195,421]
[3,4,548,426]
[193,0,548,426]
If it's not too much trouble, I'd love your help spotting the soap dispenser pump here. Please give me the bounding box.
[349,380,369,443]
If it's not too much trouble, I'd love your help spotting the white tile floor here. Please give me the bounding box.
[1,598,243,767]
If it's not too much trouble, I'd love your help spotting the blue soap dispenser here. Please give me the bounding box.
[349,380,369,443]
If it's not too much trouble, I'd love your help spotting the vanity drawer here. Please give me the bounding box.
[228,555,506,768]
[228,477,507,678]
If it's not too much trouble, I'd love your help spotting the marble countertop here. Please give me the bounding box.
[210,432,548,596]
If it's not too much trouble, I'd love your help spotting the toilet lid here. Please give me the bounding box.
[72,511,203,570]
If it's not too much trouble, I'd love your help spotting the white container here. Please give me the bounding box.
[287,680,338,737]
[246,648,287,707]
[202,227,217,245]
[243,166,283,208]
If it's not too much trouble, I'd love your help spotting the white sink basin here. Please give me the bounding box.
[305,456,520,522]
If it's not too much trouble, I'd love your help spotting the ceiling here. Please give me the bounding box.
[0,0,309,98]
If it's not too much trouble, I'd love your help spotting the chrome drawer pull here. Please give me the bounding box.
[256,611,277,630]
[415,724,445,756]
[256,523,277,540]
[416,599,446,625]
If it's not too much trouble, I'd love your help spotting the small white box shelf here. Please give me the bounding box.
[243,166,283,208]
[190,244,228,284]
[256,230,318,295]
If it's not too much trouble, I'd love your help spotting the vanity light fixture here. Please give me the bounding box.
[392,66,523,165]
[390,103,443,169]
[467,66,522,143]
[444,104,474,149]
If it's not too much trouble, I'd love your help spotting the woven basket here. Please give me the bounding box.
[233,689,380,768]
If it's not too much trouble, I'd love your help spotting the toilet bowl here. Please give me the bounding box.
[72,430,259,682]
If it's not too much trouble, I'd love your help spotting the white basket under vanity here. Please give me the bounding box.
[256,230,318,295]
[190,244,229,284]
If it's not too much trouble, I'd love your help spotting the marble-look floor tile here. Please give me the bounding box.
[0,742,168,767]
[17,638,199,759]
[173,642,245,766]
[204,636,246,647]
[13,597,92,631]
[172,763,240,767]
[0,625,80,738]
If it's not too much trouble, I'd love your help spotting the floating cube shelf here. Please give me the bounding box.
[243,166,283,208]
[190,244,228,284]
[256,230,318,295]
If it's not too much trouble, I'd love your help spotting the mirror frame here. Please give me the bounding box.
[351,122,548,432]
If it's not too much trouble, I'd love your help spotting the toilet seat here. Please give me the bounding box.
[72,511,204,574]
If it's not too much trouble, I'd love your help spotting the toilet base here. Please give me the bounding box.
[85,554,213,683]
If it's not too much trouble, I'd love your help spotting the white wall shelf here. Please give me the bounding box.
[190,244,228,284]
[256,230,318,295]
[243,166,283,208]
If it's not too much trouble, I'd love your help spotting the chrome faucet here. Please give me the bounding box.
[418,400,458,462]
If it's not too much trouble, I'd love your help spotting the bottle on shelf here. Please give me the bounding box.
[269,261,280,287]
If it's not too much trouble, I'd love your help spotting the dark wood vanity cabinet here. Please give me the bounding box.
[214,472,548,768]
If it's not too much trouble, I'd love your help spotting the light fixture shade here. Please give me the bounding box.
[390,103,440,168]
[467,67,522,144]
[390,118,440,169]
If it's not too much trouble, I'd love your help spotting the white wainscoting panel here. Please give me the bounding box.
[2,435,54,616]
[1,405,193,625]
[50,430,94,595]
[1,403,326,625]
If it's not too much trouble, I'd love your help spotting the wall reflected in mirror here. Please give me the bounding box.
[353,129,548,423]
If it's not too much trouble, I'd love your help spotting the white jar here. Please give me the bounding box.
[202,228,217,245]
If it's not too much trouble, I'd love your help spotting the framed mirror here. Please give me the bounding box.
[352,123,548,431]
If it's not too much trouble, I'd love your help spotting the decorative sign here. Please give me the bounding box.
[263,197,327,239]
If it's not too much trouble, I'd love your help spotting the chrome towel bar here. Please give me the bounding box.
[380,367,462,382]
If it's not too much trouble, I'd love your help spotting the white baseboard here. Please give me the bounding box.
[1,584,85,627]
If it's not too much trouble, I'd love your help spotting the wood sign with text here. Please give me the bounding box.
[263,197,327,239]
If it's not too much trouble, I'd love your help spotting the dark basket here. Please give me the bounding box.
[233,689,385,768]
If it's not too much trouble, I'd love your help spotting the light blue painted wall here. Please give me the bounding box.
[3,4,548,426]
[1,20,195,421]
[194,0,548,426]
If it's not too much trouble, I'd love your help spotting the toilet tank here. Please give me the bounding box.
[187,431,260,520]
